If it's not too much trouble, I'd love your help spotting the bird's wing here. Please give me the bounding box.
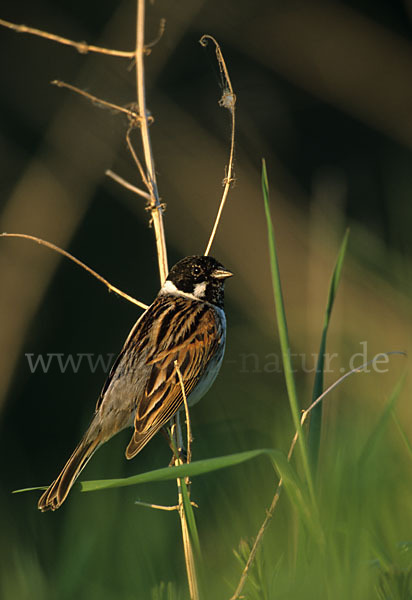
[125,297,222,459]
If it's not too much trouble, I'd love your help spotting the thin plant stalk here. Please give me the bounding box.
[200,35,236,257]
[105,170,151,202]
[177,477,200,600]
[1,6,240,597]
[0,17,135,57]
[135,1,200,596]
[175,362,193,466]
[135,0,168,283]
[0,233,148,309]
[174,362,201,595]
[51,80,142,121]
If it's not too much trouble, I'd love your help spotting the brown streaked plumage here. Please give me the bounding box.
[38,256,232,511]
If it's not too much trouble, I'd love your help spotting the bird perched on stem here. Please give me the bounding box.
[38,255,232,511]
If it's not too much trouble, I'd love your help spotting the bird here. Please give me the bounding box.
[38,255,233,511]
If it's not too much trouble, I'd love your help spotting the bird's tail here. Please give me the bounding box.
[38,437,100,512]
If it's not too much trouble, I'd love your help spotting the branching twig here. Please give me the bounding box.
[135,0,168,283]
[145,17,166,51]
[0,233,148,310]
[105,170,151,201]
[1,12,168,282]
[135,499,198,511]
[200,35,236,257]
[133,1,198,597]
[126,128,150,190]
[230,351,406,600]
[0,17,135,58]
[52,80,142,122]
[2,7,235,599]
[135,500,179,511]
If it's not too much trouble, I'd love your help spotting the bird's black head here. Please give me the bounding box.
[161,255,233,308]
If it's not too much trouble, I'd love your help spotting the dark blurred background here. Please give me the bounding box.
[1,1,411,598]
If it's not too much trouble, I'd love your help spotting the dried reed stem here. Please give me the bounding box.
[51,80,141,121]
[134,1,196,596]
[177,475,200,600]
[174,360,199,598]
[0,17,135,57]
[105,170,151,201]
[136,0,168,283]
[134,500,179,511]
[126,128,150,191]
[0,233,148,310]
[200,35,236,257]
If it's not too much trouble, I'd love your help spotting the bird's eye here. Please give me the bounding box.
[192,265,201,276]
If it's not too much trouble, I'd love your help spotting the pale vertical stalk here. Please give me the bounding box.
[200,35,236,258]
[175,362,193,465]
[203,109,235,257]
[135,0,168,283]
[177,476,200,600]
[135,2,197,596]
[173,412,200,600]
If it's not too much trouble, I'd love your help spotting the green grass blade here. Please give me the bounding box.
[78,449,286,492]
[15,447,325,543]
[12,486,47,494]
[12,450,272,495]
[261,159,315,506]
[180,478,201,557]
[308,229,349,469]
[14,450,284,495]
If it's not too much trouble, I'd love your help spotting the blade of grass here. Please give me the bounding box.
[181,478,201,557]
[14,448,307,512]
[79,448,292,491]
[262,159,315,507]
[308,229,349,470]
[79,447,315,539]
[13,449,282,494]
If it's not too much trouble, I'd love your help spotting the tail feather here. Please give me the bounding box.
[38,438,100,512]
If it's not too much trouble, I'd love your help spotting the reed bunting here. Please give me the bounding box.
[38,255,232,511]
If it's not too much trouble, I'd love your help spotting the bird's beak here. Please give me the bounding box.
[212,268,234,280]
